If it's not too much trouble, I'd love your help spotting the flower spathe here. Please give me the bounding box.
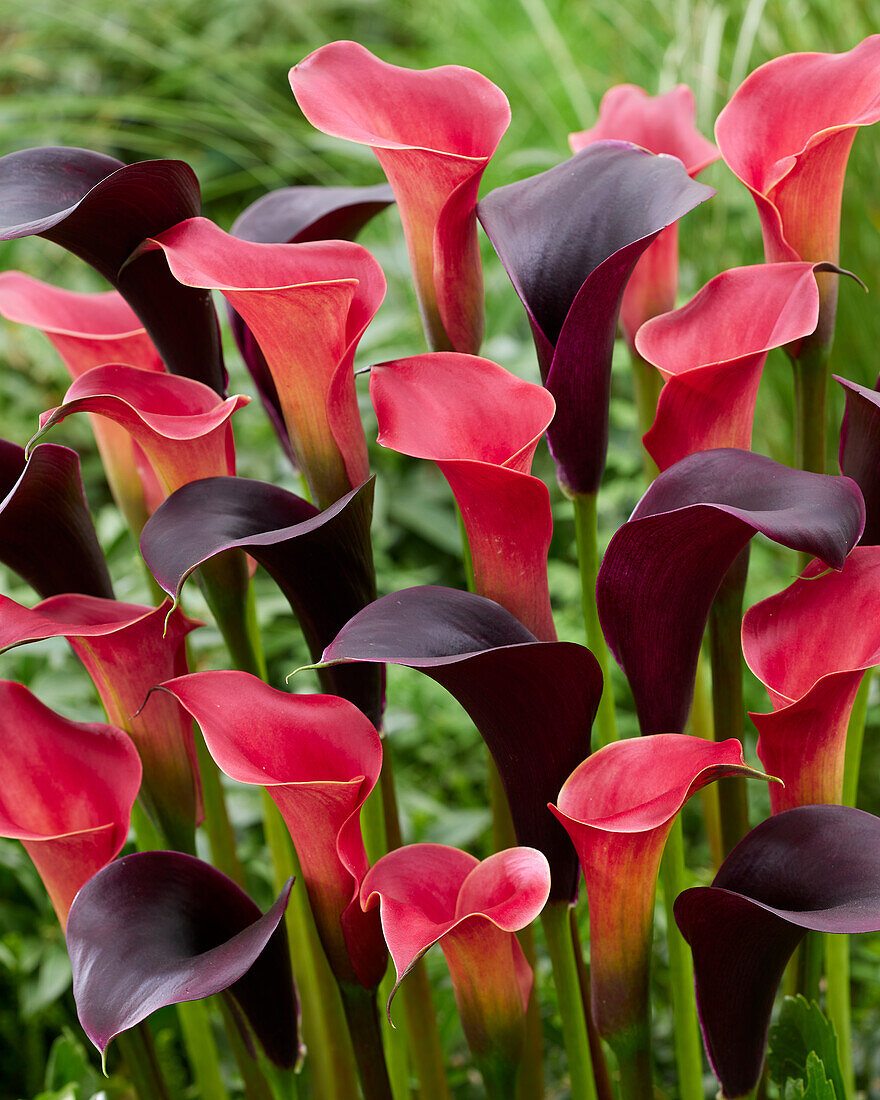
[0,680,141,928]
[837,374,880,545]
[361,845,549,1082]
[289,41,510,354]
[370,352,557,639]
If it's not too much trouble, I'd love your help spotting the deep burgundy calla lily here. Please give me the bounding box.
[0,439,113,599]
[34,364,249,499]
[570,84,719,346]
[551,735,768,1059]
[67,851,300,1068]
[636,262,827,470]
[370,353,557,639]
[0,146,224,392]
[229,182,394,464]
[0,272,165,526]
[597,448,865,734]
[290,41,510,354]
[0,594,202,850]
[675,805,880,1098]
[320,585,602,899]
[362,845,549,1087]
[161,670,387,990]
[837,374,880,544]
[141,217,382,507]
[743,547,880,811]
[478,141,713,495]
[0,680,141,928]
[140,476,381,725]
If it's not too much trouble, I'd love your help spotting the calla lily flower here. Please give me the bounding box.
[140,217,383,507]
[320,585,602,900]
[290,41,510,355]
[597,448,865,734]
[0,438,113,599]
[551,735,768,1069]
[140,477,382,725]
[161,670,387,990]
[0,680,141,928]
[0,593,202,851]
[370,353,557,639]
[229,183,394,465]
[674,805,880,1099]
[0,272,165,527]
[478,141,713,495]
[361,845,550,1093]
[743,547,880,811]
[570,84,719,346]
[67,851,300,1069]
[0,146,225,392]
[837,374,880,544]
[636,262,828,470]
[33,364,249,499]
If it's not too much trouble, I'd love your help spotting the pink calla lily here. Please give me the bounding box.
[370,353,557,639]
[289,41,510,354]
[743,547,880,811]
[0,680,141,928]
[140,217,382,507]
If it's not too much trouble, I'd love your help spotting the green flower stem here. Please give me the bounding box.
[825,934,853,1097]
[339,983,396,1100]
[572,492,618,747]
[199,548,268,680]
[792,335,831,478]
[542,900,598,1100]
[689,648,723,868]
[659,818,704,1100]
[115,1022,172,1100]
[213,994,289,1100]
[629,348,662,483]
[843,669,871,808]
[476,1052,521,1100]
[176,1000,235,1100]
[195,728,246,887]
[708,549,750,857]
[796,931,823,1004]
[569,909,614,1100]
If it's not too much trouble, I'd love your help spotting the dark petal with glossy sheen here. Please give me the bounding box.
[140,476,382,724]
[675,806,880,1098]
[838,375,880,545]
[597,448,864,734]
[0,147,224,393]
[0,440,113,599]
[324,586,602,899]
[67,851,300,1067]
[478,142,713,494]
[228,183,394,464]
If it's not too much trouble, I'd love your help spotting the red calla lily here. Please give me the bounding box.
[161,670,387,990]
[361,845,549,1090]
[0,594,202,851]
[0,680,141,928]
[570,83,719,346]
[636,262,826,470]
[141,217,382,507]
[743,547,880,811]
[289,41,510,354]
[370,353,556,639]
[551,735,768,1065]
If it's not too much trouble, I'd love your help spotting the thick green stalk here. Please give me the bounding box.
[569,910,614,1100]
[572,492,618,747]
[339,983,396,1100]
[792,336,831,477]
[199,549,268,680]
[843,670,871,808]
[689,649,723,868]
[825,933,853,1097]
[195,729,246,887]
[542,900,598,1100]
[114,1023,172,1100]
[176,1000,234,1100]
[659,819,704,1100]
[629,349,662,483]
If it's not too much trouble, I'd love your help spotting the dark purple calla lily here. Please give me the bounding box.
[140,476,381,725]
[66,851,300,1069]
[597,448,864,734]
[320,585,602,900]
[0,147,225,393]
[477,142,713,496]
[0,439,113,599]
[229,183,394,465]
[837,375,880,545]
[674,805,880,1099]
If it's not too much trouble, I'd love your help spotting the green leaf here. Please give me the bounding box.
[768,996,846,1100]
[783,1051,839,1100]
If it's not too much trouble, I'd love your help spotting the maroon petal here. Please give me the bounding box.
[140,476,381,724]
[597,448,864,734]
[675,805,880,1098]
[67,851,300,1068]
[0,439,112,599]
[837,375,880,545]
[322,585,603,899]
[0,146,224,393]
